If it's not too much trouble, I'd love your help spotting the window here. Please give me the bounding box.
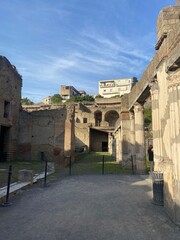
[83,118,87,123]
[4,101,10,118]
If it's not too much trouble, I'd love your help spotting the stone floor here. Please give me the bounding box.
[0,174,179,240]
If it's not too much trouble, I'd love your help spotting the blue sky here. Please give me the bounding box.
[0,0,175,102]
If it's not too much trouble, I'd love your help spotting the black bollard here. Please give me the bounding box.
[41,152,44,161]
[131,155,134,175]
[69,156,72,176]
[102,155,105,175]
[2,165,12,206]
[44,160,48,187]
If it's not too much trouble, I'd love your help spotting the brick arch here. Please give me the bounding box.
[104,110,119,127]
[94,110,102,126]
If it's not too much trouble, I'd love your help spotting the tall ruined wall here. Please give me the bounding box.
[152,60,180,225]
[156,6,180,42]
[0,56,22,161]
[119,6,180,225]
[127,6,180,110]
[150,6,180,225]
[18,107,66,162]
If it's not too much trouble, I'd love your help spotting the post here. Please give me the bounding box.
[69,156,72,176]
[41,152,44,161]
[102,155,105,175]
[131,155,134,175]
[2,165,12,206]
[44,160,48,187]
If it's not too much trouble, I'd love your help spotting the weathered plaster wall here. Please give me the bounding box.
[156,6,180,41]
[75,123,90,149]
[0,56,22,161]
[18,107,66,162]
[90,129,108,152]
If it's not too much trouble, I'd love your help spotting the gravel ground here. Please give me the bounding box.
[0,174,179,240]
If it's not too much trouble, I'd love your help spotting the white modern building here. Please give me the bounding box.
[42,96,52,104]
[99,78,133,98]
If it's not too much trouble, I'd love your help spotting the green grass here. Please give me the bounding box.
[0,160,45,188]
[72,152,131,175]
[146,156,150,173]
[0,152,132,188]
[0,160,71,188]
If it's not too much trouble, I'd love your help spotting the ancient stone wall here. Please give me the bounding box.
[0,56,22,161]
[156,6,180,41]
[119,6,180,225]
[90,129,108,152]
[127,6,180,110]
[18,107,66,163]
[74,100,121,151]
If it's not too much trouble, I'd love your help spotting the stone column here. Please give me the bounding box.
[167,70,180,224]
[150,81,162,169]
[120,111,131,163]
[168,71,180,180]
[101,112,108,127]
[118,128,123,163]
[134,103,146,174]
[102,112,105,122]
[130,111,135,155]
[64,105,75,164]
[130,111,136,169]
[114,130,120,162]
[108,133,113,155]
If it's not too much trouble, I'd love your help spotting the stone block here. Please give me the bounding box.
[47,162,55,173]
[18,169,33,183]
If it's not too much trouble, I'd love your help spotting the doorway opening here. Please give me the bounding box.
[0,126,10,161]
[102,142,108,152]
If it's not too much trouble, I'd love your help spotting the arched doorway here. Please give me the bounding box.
[104,111,119,127]
[94,110,102,126]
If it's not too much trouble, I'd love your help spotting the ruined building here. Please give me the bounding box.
[0,56,22,161]
[112,6,180,225]
[0,5,180,226]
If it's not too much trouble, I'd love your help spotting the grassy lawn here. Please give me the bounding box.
[0,160,71,188]
[0,152,132,188]
[146,156,150,173]
[72,152,131,175]
[0,160,46,188]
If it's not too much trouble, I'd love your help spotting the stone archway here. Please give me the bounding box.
[104,110,119,127]
[94,110,102,126]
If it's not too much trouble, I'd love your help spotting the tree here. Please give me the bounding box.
[51,94,62,103]
[132,77,138,87]
[81,95,94,102]
[21,97,34,105]
[66,95,94,102]
[95,94,104,99]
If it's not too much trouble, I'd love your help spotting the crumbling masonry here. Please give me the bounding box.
[113,6,180,225]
